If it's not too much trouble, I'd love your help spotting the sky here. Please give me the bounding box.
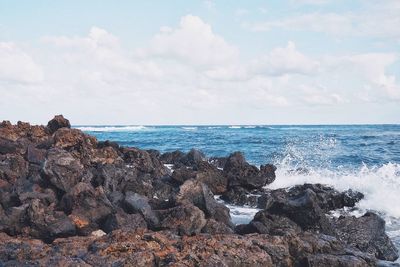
[0,0,399,125]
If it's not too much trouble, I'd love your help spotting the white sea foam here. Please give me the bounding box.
[229,126,241,129]
[268,162,400,219]
[181,127,197,130]
[76,126,149,132]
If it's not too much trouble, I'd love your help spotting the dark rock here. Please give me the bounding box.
[27,199,76,240]
[171,166,196,184]
[157,204,206,235]
[194,161,228,194]
[221,186,259,206]
[334,212,399,261]
[181,149,206,167]
[122,147,167,178]
[266,188,334,234]
[159,150,185,166]
[175,179,232,228]
[202,219,234,234]
[0,154,29,184]
[223,152,276,189]
[102,209,147,233]
[123,191,159,228]
[236,211,301,236]
[60,183,113,235]
[26,145,46,164]
[42,148,84,193]
[0,138,17,155]
[46,115,71,134]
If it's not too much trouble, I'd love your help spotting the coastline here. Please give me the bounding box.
[0,115,398,266]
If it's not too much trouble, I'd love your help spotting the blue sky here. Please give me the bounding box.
[0,0,399,124]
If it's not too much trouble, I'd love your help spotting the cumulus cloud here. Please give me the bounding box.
[0,42,43,83]
[0,14,399,124]
[249,41,320,76]
[142,15,239,68]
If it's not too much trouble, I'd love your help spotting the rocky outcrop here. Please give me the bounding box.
[0,115,397,266]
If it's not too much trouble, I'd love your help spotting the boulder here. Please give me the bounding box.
[60,183,113,235]
[221,186,259,206]
[102,209,147,233]
[157,204,206,235]
[202,219,234,234]
[266,188,333,234]
[223,152,276,189]
[194,161,228,194]
[0,154,28,184]
[123,191,159,228]
[334,212,399,261]
[42,148,84,193]
[46,115,71,134]
[175,179,233,228]
[236,211,301,236]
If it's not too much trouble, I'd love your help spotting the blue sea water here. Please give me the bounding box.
[77,124,400,255]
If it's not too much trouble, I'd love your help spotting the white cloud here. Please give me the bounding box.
[245,1,400,39]
[142,15,239,67]
[249,41,320,76]
[0,42,43,83]
[1,14,399,124]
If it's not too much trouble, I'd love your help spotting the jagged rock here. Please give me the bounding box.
[157,204,206,235]
[223,152,276,189]
[236,211,301,236]
[334,212,399,261]
[60,183,113,235]
[160,149,206,168]
[26,145,46,164]
[42,148,84,193]
[122,147,167,178]
[46,115,71,134]
[0,154,29,184]
[266,188,334,234]
[0,138,17,155]
[221,186,259,206]
[175,179,233,228]
[123,191,159,228]
[194,161,228,194]
[102,209,147,233]
[202,219,234,234]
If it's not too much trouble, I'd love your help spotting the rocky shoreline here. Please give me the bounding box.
[0,115,398,266]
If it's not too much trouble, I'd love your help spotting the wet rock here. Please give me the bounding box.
[334,212,399,261]
[123,191,159,228]
[221,186,259,206]
[159,150,186,166]
[42,148,84,193]
[46,115,71,134]
[266,188,333,234]
[223,152,276,189]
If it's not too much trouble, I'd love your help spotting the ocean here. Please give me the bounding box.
[77,124,400,257]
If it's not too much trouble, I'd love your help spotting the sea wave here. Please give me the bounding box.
[76,126,149,132]
[181,127,198,131]
[268,162,400,219]
[229,126,241,129]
